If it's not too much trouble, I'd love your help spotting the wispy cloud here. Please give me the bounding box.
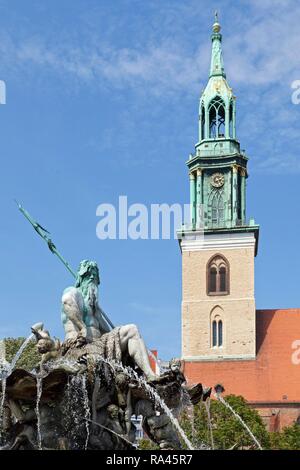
[0,35,204,95]
[0,1,299,92]
[1,0,300,173]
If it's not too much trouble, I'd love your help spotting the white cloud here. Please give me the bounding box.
[255,153,300,174]
[1,1,300,173]
[0,3,299,93]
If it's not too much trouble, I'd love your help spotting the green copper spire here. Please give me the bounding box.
[210,11,226,78]
[197,12,236,144]
[185,14,252,233]
[178,13,259,258]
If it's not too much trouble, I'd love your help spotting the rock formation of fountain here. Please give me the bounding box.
[0,338,210,450]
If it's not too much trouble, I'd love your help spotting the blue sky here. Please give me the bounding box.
[0,0,300,359]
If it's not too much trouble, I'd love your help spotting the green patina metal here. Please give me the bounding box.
[210,12,226,79]
[186,14,259,251]
[16,201,76,277]
[16,202,115,329]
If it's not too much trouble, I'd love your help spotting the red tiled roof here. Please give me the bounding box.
[184,309,300,403]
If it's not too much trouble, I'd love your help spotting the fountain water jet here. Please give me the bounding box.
[81,375,91,450]
[35,376,43,450]
[9,333,35,373]
[204,398,214,450]
[0,335,36,440]
[0,260,212,450]
[0,378,6,441]
[215,393,262,450]
[93,355,195,450]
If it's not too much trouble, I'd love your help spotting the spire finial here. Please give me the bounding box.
[213,10,221,33]
[209,11,225,78]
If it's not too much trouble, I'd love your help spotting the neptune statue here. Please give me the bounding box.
[61,260,158,382]
[2,194,210,450]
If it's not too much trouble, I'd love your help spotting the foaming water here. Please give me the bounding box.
[65,375,92,450]
[81,375,91,450]
[0,378,7,440]
[35,376,43,450]
[181,388,195,438]
[0,335,36,440]
[94,355,195,450]
[0,339,209,451]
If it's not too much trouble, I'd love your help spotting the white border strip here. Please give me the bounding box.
[181,232,256,252]
[183,354,256,362]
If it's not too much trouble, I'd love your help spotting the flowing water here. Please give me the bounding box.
[0,341,6,371]
[81,375,91,450]
[64,377,82,449]
[0,334,45,448]
[35,376,43,450]
[0,334,241,451]
[216,394,262,450]
[0,378,6,441]
[93,355,195,450]
[0,345,207,451]
[0,340,7,439]
[181,388,195,438]
[64,375,92,450]
[1,336,36,438]
[204,398,215,450]
[9,334,35,372]
[92,375,100,423]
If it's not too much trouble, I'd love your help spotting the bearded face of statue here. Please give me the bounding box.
[75,260,100,288]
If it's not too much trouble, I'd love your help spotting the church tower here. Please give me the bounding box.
[179,14,259,362]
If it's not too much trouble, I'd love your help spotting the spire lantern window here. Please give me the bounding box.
[208,96,225,139]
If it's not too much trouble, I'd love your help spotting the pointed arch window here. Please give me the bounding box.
[219,266,226,291]
[218,320,223,346]
[211,313,223,348]
[211,191,224,226]
[208,96,225,139]
[229,101,233,138]
[209,266,217,293]
[200,104,205,140]
[207,255,230,295]
[212,320,217,347]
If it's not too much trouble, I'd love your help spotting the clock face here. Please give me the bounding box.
[211,172,224,188]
